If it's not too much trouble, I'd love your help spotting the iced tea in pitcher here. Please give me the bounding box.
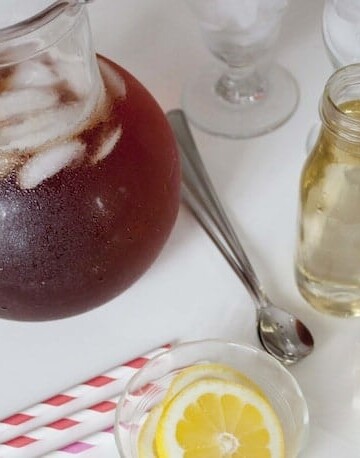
[0,3,180,320]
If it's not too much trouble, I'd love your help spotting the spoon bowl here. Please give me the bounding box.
[258,303,314,365]
[167,109,314,365]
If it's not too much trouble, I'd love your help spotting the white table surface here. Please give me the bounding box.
[1,0,360,456]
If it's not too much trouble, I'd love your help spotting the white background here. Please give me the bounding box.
[1,0,360,456]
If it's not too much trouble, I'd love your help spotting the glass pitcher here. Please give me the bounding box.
[0,1,180,321]
[295,64,360,317]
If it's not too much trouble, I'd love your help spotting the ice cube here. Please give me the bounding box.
[92,127,122,164]
[193,0,286,39]
[82,76,107,125]
[0,58,105,154]
[10,60,59,89]
[0,104,82,152]
[52,57,90,98]
[0,88,58,122]
[99,59,126,98]
[18,140,86,189]
[217,0,259,30]
[38,47,92,99]
[0,85,106,154]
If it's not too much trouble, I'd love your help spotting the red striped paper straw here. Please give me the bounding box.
[0,398,119,457]
[0,344,171,457]
[47,426,117,457]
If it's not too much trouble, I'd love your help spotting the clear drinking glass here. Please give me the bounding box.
[115,339,309,458]
[0,1,180,321]
[306,1,360,156]
[323,0,360,69]
[182,0,299,138]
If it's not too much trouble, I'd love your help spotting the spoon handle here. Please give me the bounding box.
[181,183,263,307]
[167,110,253,272]
[167,109,265,307]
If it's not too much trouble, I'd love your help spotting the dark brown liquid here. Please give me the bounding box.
[0,56,180,320]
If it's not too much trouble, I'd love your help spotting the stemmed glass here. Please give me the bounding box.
[182,0,299,138]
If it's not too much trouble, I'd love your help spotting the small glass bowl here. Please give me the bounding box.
[114,339,309,458]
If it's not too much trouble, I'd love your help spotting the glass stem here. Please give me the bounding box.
[215,65,267,104]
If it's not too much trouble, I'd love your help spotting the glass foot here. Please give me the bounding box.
[182,63,299,139]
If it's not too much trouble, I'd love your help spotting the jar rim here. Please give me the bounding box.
[321,63,360,142]
[0,2,82,42]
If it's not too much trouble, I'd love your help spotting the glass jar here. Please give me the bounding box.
[0,2,180,321]
[295,64,360,317]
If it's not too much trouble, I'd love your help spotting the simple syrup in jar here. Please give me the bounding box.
[296,65,360,317]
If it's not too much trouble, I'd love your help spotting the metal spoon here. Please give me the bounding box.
[167,109,314,365]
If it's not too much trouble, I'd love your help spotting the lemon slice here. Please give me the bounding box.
[163,363,265,404]
[137,405,162,458]
[156,378,285,458]
[138,364,262,458]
